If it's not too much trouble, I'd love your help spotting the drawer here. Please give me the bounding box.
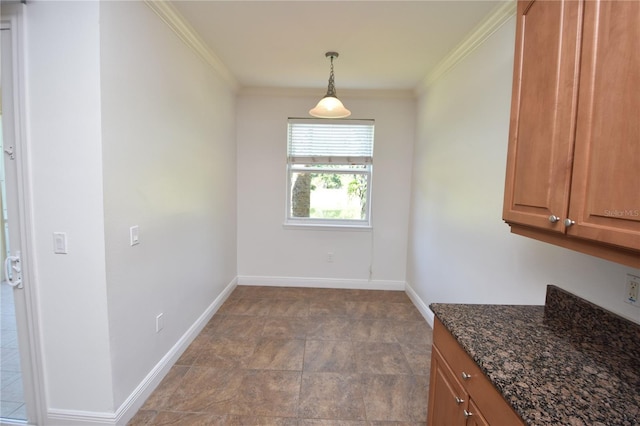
[433,317,483,385]
[433,318,524,426]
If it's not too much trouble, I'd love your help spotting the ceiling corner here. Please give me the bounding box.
[415,0,517,96]
[144,0,240,91]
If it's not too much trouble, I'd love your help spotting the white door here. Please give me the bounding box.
[1,9,41,425]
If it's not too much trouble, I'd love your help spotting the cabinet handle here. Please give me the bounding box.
[548,215,560,223]
[461,372,471,380]
[454,396,465,405]
[564,218,575,227]
[464,410,473,418]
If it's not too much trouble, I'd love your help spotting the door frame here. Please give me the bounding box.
[1,4,46,425]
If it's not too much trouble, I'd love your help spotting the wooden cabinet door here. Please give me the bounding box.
[566,0,640,250]
[428,347,466,426]
[465,399,490,426]
[503,0,582,232]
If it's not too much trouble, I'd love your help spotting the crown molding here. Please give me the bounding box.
[144,0,239,91]
[416,0,516,94]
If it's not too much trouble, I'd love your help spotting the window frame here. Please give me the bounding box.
[285,118,374,229]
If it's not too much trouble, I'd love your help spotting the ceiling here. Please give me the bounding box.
[171,1,505,92]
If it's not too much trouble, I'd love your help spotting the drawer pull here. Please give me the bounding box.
[461,372,471,380]
[454,396,465,405]
[464,410,473,418]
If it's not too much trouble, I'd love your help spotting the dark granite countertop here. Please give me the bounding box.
[430,286,640,426]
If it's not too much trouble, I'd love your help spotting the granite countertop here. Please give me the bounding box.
[430,285,640,426]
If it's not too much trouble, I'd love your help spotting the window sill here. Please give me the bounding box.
[283,223,372,232]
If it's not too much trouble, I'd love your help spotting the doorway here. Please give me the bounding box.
[1,7,40,424]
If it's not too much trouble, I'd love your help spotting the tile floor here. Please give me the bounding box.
[129,286,433,425]
[0,281,26,421]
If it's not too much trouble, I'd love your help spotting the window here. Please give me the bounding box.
[286,118,374,227]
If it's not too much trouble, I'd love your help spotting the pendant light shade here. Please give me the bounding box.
[309,52,351,118]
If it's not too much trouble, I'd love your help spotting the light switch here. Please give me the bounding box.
[53,232,68,254]
[130,226,140,246]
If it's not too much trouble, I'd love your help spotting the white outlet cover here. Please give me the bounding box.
[625,273,640,306]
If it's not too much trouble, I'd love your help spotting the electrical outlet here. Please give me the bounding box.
[327,252,334,263]
[625,274,639,306]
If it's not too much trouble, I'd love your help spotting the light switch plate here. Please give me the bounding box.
[130,226,140,246]
[53,232,68,254]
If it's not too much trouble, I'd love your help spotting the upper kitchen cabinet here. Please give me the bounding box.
[503,0,640,268]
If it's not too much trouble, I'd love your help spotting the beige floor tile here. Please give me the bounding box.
[244,338,305,370]
[163,367,244,414]
[224,415,299,425]
[233,370,301,417]
[175,333,215,366]
[215,298,240,315]
[392,320,433,346]
[220,298,273,316]
[199,315,226,333]
[265,286,311,300]
[267,299,310,317]
[309,300,349,317]
[126,409,157,425]
[306,318,352,340]
[149,411,226,425]
[303,340,357,372]
[215,315,266,338]
[262,317,308,339]
[298,372,365,420]
[354,342,413,375]
[350,320,398,342]
[299,420,366,426]
[128,287,432,426]
[384,303,424,321]
[193,335,258,369]
[361,374,429,422]
[141,365,190,410]
[401,344,432,376]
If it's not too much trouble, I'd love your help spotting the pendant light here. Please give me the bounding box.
[309,52,351,118]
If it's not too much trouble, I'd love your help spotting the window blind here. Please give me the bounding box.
[288,118,374,165]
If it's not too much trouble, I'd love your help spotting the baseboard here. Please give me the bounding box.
[45,409,118,425]
[45,278,239,426]
[237,275,405,291]
[405,282,435,328]
[115,277,237,424]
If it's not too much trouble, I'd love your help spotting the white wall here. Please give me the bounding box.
[22,0,238,419]
[99,1,237,409]
[407,16,640,324]
[237,93,414,288]
[25,1,115,413]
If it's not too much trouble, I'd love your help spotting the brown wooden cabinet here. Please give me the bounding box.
[503,0,640,268]
[427,318,523,426]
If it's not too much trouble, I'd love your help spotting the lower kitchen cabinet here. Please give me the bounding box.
[427,318,523,426]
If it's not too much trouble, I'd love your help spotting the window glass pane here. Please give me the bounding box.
[286,119,374,226]
[290,171,368,220]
